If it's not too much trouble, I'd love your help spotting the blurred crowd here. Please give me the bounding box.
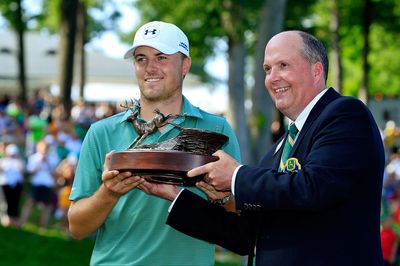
[381,122,400,266]
[0,90,120,231]
[1,89,400,264]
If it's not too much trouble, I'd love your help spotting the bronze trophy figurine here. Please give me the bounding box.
[109,100,228,186]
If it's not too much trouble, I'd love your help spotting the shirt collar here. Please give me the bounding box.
[288,88,328,132]
[119,95,202,123]
[181,95,203,119]
[275,88,328,154]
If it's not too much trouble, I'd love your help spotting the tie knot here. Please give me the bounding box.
[288,123,298,137]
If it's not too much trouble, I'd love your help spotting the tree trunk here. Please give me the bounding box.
[330,0,343,93]
[59,0,79,119]
[76,1,86,101]
[227,39,251,163]
[219,0,252,163]
[358,0,372,104]
[15,0,27,105]
[251,0,287,162]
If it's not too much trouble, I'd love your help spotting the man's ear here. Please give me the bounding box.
[313,61,324,84]
[182,56,191,78]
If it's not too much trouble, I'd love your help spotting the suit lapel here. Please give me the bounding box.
[271,133,287,170]
[291,88,341,153]
[273,134,287,155]
[265,88,341,170]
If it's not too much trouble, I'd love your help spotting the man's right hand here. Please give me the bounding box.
[68,150,146,240]
[102,150,145,197]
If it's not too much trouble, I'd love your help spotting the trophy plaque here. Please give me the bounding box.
[109,100,228,186]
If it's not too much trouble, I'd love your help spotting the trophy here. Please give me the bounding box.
[109,100,228,186]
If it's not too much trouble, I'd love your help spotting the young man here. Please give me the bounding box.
[68,21,240,265]
[143,30,385,266]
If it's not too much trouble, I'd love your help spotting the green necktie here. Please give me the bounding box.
[279,123,299,172]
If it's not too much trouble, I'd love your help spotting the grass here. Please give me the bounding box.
[0,225,242,266]
[0,225,94,266]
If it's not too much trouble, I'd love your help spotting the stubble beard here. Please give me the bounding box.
[139,85,182,104]
[139,76,184,103]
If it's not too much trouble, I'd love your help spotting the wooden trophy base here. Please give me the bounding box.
[109,150,218,186]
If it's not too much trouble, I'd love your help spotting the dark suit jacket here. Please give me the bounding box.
[167,88,385,266]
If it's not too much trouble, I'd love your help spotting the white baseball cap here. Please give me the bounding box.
[124,21,190,59]
[5,144,19,156]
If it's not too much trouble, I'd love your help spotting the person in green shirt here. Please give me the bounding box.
[68,21,241,266]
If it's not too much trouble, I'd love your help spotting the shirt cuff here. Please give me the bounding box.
[168,188,185,212]
[231,165,242,195]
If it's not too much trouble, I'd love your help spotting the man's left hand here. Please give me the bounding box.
[138,180,180,201]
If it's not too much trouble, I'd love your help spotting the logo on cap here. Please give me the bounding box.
[179,42,189,52]
[143,26,160,39]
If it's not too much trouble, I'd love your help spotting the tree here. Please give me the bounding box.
[250,0,287,161]
[34,0,122,114]
[76,1,87,100]
[0,0,27,105]
[329,0,343,93]
[311,0,400,99]
[365,0,400,98]
[220,0,253,163]
[58,0,79,118]
[358,0,372,104]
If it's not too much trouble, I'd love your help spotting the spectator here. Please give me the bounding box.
[19,139,59,228]
[386,147,400,181]
[381,216,398,266]
[0,143,25,228]
[54,154,77,232]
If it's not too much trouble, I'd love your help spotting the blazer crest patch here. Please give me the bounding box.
[285,158,301,172]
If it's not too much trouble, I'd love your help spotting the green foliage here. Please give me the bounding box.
[372,0,400,31]
[37,0,60,33]
[249,111,268,142]
[336,0,400,97]
[369,24,400,97]
[0,0,26,30]
[285,0,317,32]
[338,0,363,27]
[285,0,400,97]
